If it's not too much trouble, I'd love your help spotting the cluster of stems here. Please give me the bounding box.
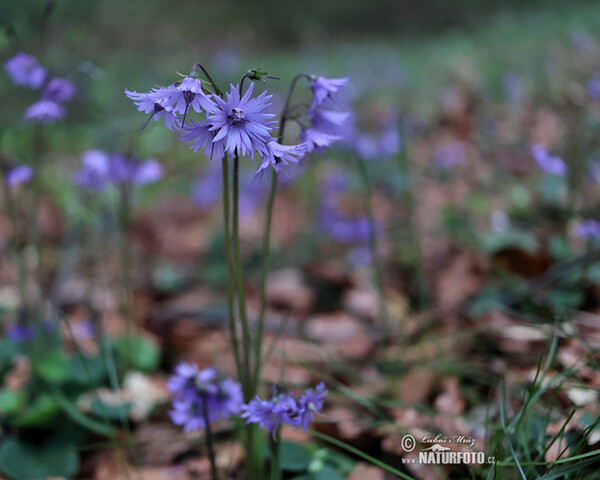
[198,66,309,480]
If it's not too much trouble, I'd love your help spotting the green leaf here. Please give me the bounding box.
[68,353,106,386]
[0,436,79,480]
[90,399,131,422]
[0,388,26,415]
[50,387,116,437]
[112,334,161,372]
[280,441,312,472]
[33,350,69,384]
[12,394,60,427]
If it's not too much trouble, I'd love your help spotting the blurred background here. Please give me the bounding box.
[3,1,600,479]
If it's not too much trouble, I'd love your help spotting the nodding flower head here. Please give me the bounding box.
[310,76,349,110]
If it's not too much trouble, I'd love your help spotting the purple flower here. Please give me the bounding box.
[310,76,349,110]
[241,393,298,437]
[530,144,567,176]
[125,88,180,130]
[241,383,327,436]
[168,364,242,432]
[319,206,377,244]
[309,109,352,136]
[23,99,65,123]
[576,219,600,241]
[192,165,222,210]
[180,121,225,160]
[301,129,341,155]
[6,165,33,187]
[110,155,164,185]
[4,53,46,89]
[295,382,327,431]
[587,74,600,101]
[207,82,276,160]
[133,159,163,185]
[145,78,215,126]
[355,134,379,160]
[43,77,76,102]
[434,142,466,169]
[255,141,306,175]
[74,150,111,191]
[7,325,35,343]
[378,127,401,157]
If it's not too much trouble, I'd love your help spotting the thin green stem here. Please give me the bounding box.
[270,429,281,480]
[355,153,391,326]
[30,124,44,315]
[253,170,276,384]
[201,397,219,480]
[221,154,244,391]
[2,184,30,311]
[398,140,429,310]
[232,152,252,398]
[253,73,309,385]
[192,63,223,97]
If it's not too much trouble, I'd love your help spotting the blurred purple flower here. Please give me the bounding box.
[576,219,600,241]
[319,206,377,244]
[74,150,111,191]
[192,165,222,210]
[4,53,46,89]
[530,144,567,176]
[207,82,276,160]
[75,151,163,191]
[586,74,600,101]
[168,364,242,432]
[7,325,35,343]
[310,76,349,110]
[110,155,164,185]
[434,142,466,169]
[43,77,76,102]
[23,99,65,123]
[6,165,33,187]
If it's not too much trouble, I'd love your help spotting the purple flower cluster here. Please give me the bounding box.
[167,363,242,432]
[4,52,76,124]
[126,68,350,177]
[75,150,163,191]
[241,382,327,436]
